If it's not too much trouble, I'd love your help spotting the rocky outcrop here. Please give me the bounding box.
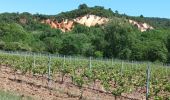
[41,15,109,32]
[19,18,27,24]
[129,19,154,32]
[41,15,153,32]
[41,19,74,32]
[74,15,109,27]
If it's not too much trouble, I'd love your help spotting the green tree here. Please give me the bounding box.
[146,41,168,62]
[44,37,62,53]
[104,18,137,59]
[59,33,91,56]
[140,15,144,18]
[78,4,88,9]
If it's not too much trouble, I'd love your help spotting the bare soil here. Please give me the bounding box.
[0,65,145,100]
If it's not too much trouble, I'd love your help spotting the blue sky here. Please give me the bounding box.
[0,0,169,18]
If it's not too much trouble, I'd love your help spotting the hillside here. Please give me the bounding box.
[41,14,153,32]
[0,4,170,63]
[40,14,109,32]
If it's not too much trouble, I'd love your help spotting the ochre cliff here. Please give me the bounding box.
[41,15,109,32]
[41,19,74,32]
[41,15,154,32]
[73,15,109,27]
[129,19,154,32]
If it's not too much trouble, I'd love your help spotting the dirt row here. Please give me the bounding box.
[0,65,145,100]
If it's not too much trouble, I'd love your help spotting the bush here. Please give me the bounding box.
[94,51,103,58]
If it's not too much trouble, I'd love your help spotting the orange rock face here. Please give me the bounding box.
[41,15,109,32]
[41,19,74,32]
[41,15,153,33]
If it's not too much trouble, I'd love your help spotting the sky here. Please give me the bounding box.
[0,0,169,18]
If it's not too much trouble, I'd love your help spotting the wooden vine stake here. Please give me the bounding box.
[146,64,150,100]
[48,54,51,88]
[89,57,92,70]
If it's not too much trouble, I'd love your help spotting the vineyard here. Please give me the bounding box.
[0,51,170,100]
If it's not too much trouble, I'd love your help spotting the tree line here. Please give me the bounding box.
[0,4,170,63]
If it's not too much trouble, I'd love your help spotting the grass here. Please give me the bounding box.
[0,90,33,100]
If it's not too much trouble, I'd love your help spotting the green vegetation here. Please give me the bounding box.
[0,51,170,99]
[0,90,32,100]
[55,4,114,21]
[0,4,170,63]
